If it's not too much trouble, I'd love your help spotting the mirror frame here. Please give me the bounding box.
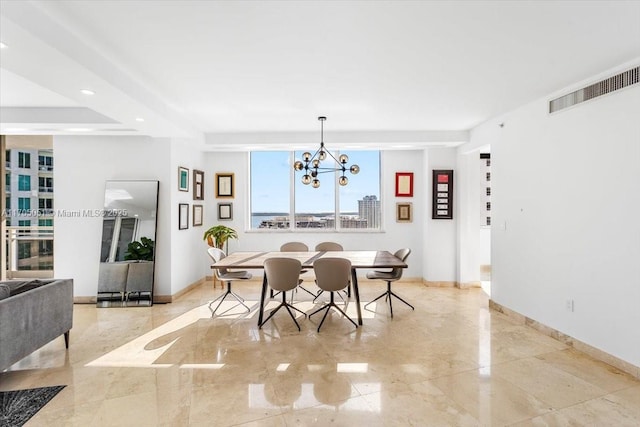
[96,180,159,307]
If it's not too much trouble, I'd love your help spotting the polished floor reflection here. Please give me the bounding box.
[2,280,639,426]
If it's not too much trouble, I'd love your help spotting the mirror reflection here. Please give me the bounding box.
[97,180,159,307]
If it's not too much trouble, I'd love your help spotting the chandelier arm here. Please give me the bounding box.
[322,146,343,165]
[314,169,342,174]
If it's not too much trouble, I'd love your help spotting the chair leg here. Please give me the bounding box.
[209,282,250,316]
[364,290,389,310]
[309,292,357,332]
[312,290,324,303]
[389,290,414,310]
[314,289,347,304]
[260,292,307,331]
[364,281,414,318]
[259,303,285,328]
[298,285,317,298]
[316,305,332,332]
[283,304,302,331]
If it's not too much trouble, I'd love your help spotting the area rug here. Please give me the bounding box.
[0,385,65,426]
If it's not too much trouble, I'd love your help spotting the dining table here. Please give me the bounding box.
[210,250,408,326]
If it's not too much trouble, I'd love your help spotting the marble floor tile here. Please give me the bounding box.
[491,356,610,408]
[1,281,638,426]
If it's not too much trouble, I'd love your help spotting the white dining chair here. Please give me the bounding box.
[208,247,252,316]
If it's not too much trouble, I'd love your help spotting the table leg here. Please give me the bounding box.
[258,273,268,326]
[352,268,362,325]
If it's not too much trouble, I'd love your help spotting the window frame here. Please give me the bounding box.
[18,174,31,191]
[249,150,383,232]
[18,152,31,169]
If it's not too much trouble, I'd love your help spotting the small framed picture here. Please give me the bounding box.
[178,167,189,192]
[178,203,189,229]
[395,172,413,197]
[216,173,234,198]
[218,202,232,220]
[193,169,204,200]
[193,204,203,227]
[396,202,413,223]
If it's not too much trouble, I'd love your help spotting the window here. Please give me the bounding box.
[18,175,31,191]
[18,242,31,260]
[39,155,53,171]
[18,197,31,211]
[39,218,54,227]
[5,197,10,209]
[18,152,30,169]
[39,177,53,192]
[39,198,53,212]
[18,220,31,226]
[250,150,381,230]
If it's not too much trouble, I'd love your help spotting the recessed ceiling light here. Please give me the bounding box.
[135,117,144,122]
[80,89,95,95]
[0,42,7,49]
[66,128,93,132]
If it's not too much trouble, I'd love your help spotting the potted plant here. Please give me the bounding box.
[203,225,238,253]
[124,237,155,261]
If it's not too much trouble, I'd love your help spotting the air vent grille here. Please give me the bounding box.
[549,66,639,113]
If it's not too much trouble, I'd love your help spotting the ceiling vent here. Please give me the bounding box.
[549,66,639,113]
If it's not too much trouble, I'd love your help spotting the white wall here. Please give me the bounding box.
[423,148,458,282]
[468,65,640,366]
[169,138,210,293]
[54,136,171,298]
[203,149,430,280]
[54,136,461,298]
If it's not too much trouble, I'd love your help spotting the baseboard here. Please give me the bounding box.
[73,296,95,304]
[423,280,457,287]
[156,277,208,303]
[458,281,481,289]
[489,299,640,380]
[422,280,481,288]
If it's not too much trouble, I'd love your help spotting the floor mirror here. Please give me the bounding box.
[97,180,159,307]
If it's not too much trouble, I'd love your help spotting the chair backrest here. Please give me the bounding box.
[264,258,302,292]
[208,247,229,276]
[280,242,309,252]
[313,258,351,292]
[389,248,411,280]
[314,242,344,251]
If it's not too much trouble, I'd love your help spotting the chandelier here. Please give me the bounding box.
[293,116,360,188]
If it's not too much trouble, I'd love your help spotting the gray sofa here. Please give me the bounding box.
[0,278,73,371]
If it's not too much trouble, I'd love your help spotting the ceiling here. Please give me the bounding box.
[1,0,639,150]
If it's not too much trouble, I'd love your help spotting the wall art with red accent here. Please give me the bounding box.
[395,172,413,197]
[432,170,453,219]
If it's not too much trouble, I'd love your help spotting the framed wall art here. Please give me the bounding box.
[216,173,234,198]
[395,172,414,197]
[193,169,204,200]
[178,167,189,192]
[193,204,203,227]
[432,169,453,219]
[218,202,233,220]
[178,203,189,229]
[396,202,413,223]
